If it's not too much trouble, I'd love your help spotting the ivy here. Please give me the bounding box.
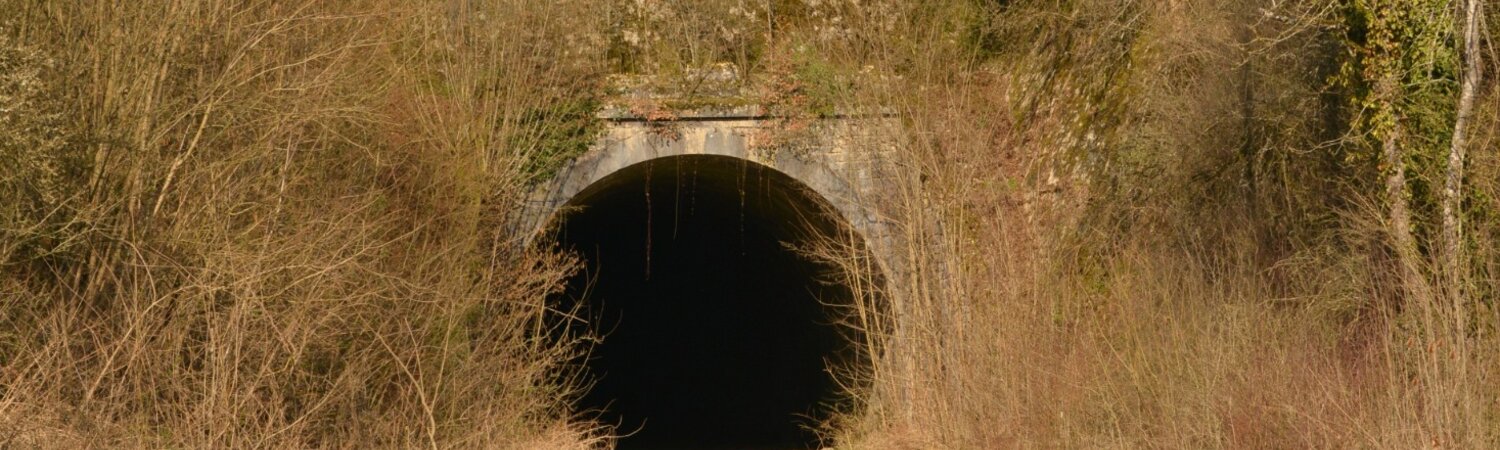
[1332,0,1459,248]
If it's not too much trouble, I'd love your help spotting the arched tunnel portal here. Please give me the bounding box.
[547,154,879,449]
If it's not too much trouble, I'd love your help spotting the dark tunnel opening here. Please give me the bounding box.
[549,155,870,450]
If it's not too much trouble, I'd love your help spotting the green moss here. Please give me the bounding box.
[514,96,602,182]
[791,48,846,118]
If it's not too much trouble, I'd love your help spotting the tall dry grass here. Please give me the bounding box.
[2,0,1496,448]
[802,0,1500,448]
[1,1,606,448]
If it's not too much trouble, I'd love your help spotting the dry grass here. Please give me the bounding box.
[1,1,607,448]
[811,0,1500,448]
[2,0,1496,448]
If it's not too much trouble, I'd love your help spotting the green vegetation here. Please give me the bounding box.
[513,96,601,181]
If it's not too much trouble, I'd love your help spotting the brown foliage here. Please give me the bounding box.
[0,1,605,447]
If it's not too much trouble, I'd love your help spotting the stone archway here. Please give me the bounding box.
[525,109,898,449]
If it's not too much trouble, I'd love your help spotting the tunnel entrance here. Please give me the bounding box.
[550,155,867,449]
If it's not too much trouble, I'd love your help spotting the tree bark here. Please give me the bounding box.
[1379,78,1424,306]
[1442,0,1483,295]
[1440,3,1483,437]
[1384,122,1420,284]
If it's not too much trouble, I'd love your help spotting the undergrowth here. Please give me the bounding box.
[1,0,1495,448]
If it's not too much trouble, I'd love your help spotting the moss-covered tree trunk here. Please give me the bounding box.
[1378,79,1424,306]
[1358,3,1426,308]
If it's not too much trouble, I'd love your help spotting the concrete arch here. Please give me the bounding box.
[523,111,898,276]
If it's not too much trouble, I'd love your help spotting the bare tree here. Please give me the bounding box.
[1441,0,1483,296]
